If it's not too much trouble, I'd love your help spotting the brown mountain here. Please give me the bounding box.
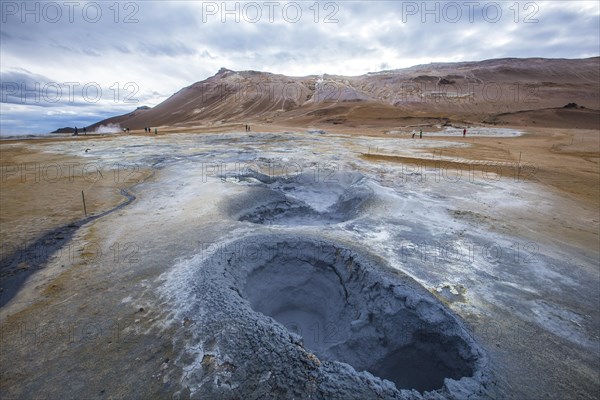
[87,58,600,131]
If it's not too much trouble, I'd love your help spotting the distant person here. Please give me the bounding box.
[463,128,467,137]
[411,130,415,138]
[83,127,87,135]
[419,128,422,139]
[74,126,78,136]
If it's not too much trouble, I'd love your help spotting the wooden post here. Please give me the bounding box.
[82,190,87,217]
[517,152,522,180]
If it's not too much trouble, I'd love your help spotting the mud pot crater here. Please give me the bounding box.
[173,234,489,398]
[223,170,375,225]
[236,239,482,392]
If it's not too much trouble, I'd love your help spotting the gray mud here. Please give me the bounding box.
[223,170,375,225]
[167,235,490,399]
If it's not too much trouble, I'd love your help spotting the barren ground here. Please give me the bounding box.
[0,124,598,399]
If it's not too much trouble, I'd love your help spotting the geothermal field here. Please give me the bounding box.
[1,58,599,399]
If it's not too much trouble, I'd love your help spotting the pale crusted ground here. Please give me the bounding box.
[0,124,598,399]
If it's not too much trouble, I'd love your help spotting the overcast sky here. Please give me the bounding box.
[1,0,599,135]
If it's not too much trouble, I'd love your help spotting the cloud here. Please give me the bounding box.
[0,103,124,135]
[0,0,598,134]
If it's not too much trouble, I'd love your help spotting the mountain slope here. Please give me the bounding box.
[87,57,600,130]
